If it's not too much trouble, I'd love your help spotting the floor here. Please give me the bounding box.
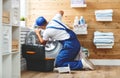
[21,66,120,78]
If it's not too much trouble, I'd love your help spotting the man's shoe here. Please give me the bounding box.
[81,52,95,70]
[81,58,95,70]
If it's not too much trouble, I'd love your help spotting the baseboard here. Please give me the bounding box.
[90,59,120,66]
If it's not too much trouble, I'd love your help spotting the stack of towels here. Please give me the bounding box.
[93,31,114,48]
[95,9,113,21]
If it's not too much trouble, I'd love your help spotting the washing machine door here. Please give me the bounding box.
[25,31,39,45]
[45,41,62,58]
[25,30,62,58]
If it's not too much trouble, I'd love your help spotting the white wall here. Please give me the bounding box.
[20,0,25,17]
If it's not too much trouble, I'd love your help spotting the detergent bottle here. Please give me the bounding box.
[73,16,79,28]
[79,16,85,26]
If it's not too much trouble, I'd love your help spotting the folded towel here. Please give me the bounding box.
[93,31,114,48]
[96,16,112,19]
[94,31,113,36]
[95,9,113,14]
[95,43,114,46]
[94,35,114,39]
[94,42,114,45]
[94,38,114,43]
[95,13,112,17]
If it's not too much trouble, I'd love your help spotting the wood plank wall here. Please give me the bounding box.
[26,0,120,59]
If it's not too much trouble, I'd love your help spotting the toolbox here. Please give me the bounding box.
[22,44,55,72]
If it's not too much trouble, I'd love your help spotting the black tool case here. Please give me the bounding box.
[22,44,54,72]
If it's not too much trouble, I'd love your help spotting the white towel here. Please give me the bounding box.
[94,31,113,36]
[95,13,112,17]
[94,36,114,39]
[94,39,114,43]
[95,9,113,14]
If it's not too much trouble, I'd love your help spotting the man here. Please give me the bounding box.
[35,10,95,70]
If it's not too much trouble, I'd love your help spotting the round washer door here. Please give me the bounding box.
[45,41,62,58]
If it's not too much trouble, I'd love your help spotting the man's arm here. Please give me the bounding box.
[52,10,64,21]
[35,29,47,45]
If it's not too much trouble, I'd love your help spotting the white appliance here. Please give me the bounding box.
[25,31,62,58]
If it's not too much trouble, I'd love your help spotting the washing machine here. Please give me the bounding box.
[25,30,62,59]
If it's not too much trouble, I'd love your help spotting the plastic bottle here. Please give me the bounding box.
[79,16,85,26]
[73,16,79,28]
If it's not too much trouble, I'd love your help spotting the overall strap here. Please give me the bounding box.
[46,20,67,30]
[47,26,65,30]
[53,20,68,29]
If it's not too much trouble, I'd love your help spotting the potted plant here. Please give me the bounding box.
[20,17,26,27]
[20,17,25,21]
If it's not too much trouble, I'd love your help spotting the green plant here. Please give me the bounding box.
[20,17,25,21]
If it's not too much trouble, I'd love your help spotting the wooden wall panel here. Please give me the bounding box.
[26,0,120,59]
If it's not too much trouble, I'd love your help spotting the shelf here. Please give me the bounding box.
[0,0,20,77]
[0,0,2,77]
[12,27,20,52]
[12,25,20,27]
[2,52,11,56]
[2,0,11,25]
[2,23,11,26]
[2,55,12,78]
[12,0,20,8]
[2,51,19,56]
[12,53,20,78]
[73,24,88,35]
[12,49,19,53]
[12,26,20,39]
[2,26,11,53]
[71,4,87,8]
[12,8,20,26]
[71,0,87,8]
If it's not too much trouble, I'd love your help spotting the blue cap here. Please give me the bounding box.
[35,16,47,26]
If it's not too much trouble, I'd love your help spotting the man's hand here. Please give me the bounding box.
[35,29,41,36]
[34,28,46,44]
[59,10,64,16]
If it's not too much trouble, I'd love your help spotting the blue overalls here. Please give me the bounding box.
[47,20,83,70]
